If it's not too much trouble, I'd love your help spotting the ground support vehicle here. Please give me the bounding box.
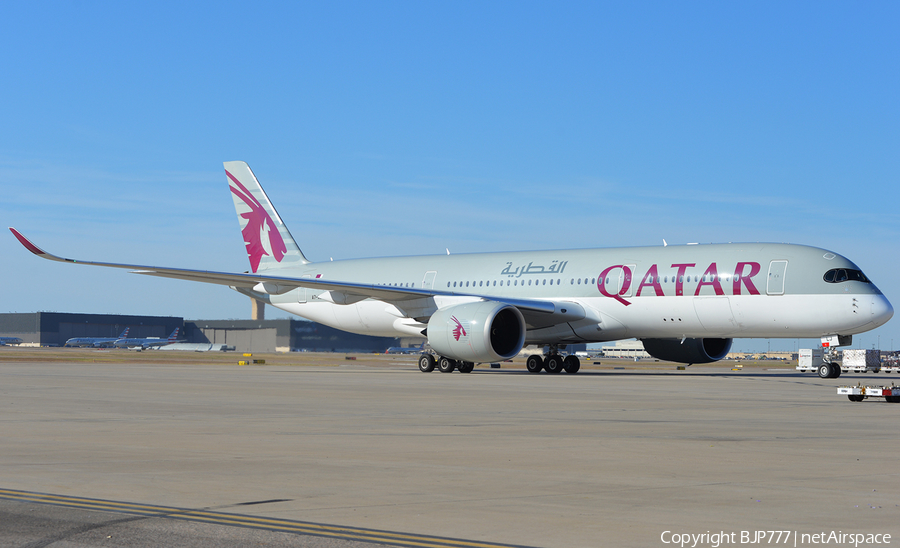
[837,384,900,403]
[797,348,843,379]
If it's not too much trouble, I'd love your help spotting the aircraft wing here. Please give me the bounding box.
[10,228,584,326]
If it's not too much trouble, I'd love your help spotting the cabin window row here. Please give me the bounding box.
[447,279,566,288]
[377,273,746,291]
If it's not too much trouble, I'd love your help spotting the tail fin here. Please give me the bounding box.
[224,161,309,272]
[167,328,180,342]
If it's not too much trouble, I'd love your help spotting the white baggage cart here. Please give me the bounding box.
[841,349,881,373]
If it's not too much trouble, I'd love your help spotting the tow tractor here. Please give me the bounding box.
[837,383,900,403]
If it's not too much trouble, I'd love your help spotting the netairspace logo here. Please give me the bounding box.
[660,530,892,548]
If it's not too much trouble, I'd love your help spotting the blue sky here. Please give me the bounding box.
[2,2,897,352]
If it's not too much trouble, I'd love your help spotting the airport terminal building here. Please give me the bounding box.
[0,313,400,353]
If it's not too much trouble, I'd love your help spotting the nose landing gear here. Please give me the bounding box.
[817,362,842,379]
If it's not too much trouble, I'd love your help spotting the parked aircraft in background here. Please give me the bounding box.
[113,328,181,350]
[0,337,23,346]
[65,328,129,348]
[10,161,893,378]
[385,343,425,355]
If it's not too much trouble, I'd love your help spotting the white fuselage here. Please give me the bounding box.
[254,242,892,344]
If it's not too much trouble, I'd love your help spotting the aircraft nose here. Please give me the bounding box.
[871,294,894,328]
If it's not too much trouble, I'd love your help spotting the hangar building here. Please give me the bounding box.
[0,312,183,347]
[184,319,399,353]
[0,313,401,354]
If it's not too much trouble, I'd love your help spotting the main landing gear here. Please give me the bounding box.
[526,347,581,374]
[417,346,582,375]
[418,354,474,373]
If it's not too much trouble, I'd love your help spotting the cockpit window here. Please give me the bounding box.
[823,268,870,284]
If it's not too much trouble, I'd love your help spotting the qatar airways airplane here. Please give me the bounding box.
[10,161,893,378]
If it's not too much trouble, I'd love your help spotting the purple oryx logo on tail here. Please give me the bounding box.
[227,170,287,273]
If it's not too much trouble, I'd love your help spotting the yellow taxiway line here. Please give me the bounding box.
[0,488,533,548]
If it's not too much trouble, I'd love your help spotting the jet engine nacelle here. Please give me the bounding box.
[427,301,526,363]
[641,337,733,364]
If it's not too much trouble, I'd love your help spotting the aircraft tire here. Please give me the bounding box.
[545,355,564,374]
[563,355,580,374]
[526,355,544,373]
[418,354,436,373]
[831,363,842,378]
[458,362,475,373]
[817,363,832,379]
[438,357,456,373]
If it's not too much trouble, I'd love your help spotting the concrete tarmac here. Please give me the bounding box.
[1,355,898,547]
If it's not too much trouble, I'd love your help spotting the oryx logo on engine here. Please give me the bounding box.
[451,316,468,341]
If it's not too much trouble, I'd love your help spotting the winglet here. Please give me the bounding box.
[9,228,66,261]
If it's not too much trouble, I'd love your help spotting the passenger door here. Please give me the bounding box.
[766,260,788,295]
